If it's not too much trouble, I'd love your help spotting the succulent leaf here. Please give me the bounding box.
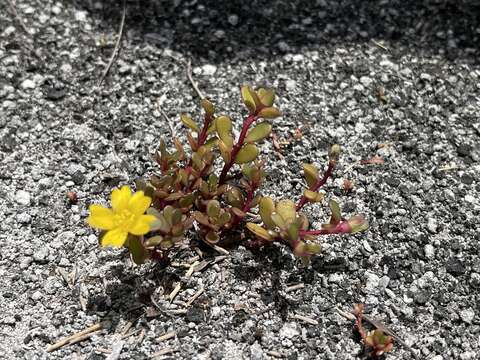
[235,144,259,164]
[180,114,200,132]
[245,122,272,143]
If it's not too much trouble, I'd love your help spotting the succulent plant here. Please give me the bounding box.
[88,86,368,265]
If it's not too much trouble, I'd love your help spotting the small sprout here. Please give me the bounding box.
[329,144,341,163]
[343,178,355,193]
[353,304,394,358]
[67,191,78,204]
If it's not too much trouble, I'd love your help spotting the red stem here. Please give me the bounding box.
[197,113,213,147]
[296,160,335,211]
[299,219,351,236]
[218,114,258,184]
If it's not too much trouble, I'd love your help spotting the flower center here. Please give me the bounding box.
[113,209,137,231]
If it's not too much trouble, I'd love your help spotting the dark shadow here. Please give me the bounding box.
[71,0,479,62]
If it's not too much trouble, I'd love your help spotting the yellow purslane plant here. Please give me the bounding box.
[87,186,156,247]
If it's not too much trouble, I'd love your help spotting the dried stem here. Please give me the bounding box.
[98,0,126,87]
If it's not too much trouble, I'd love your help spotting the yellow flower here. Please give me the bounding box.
[87,186,156,247]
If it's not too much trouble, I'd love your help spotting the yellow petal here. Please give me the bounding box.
[129,215,156,235]
[101,228,128,247]
[128,191,151,215]
[87,204,115,230]
[111,186,132,211]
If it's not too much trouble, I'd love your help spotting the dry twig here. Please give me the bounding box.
[157,331,176,342]
[7,0,31,35]
[186,287,204,307]
[98,0,126,87]
[47,322,106,352]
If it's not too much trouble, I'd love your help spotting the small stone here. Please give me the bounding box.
[17,212,32,224]
[201,64,217,76]
[38,178,52,189]
[431,356,443,360]
[460,308,475,324]
[250,342,263,360]
[328,273,343,284]
[51,5,61,15]
[71,171,85,185]
[186,307,204,324]
[446,257,466,276]
[426,217,438,233]
[378,276,390,291]
[360,76,373,87]
[279,322,299,339]
[15,190,31,205]
[364,271,380,294]
[33,248,49,264]
[457,144,472,157]
[2,316,16,325]
[414,290,430,305]
[285,80,296,90]
[277,41,289,52]
[74,10,87,21]
[460,173,474,185]
[464,195,476,204]
[20,257,32,269]
[228,14,239,26]
[424,244,435,259]
[31,291,43,301]
[21,79,36,90]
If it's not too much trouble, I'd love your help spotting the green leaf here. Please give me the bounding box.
[245,122,272,143]
[203,137,218,149]
[304,189,324,203]
[163,206,174,226]
[246,223,273,241]
[302,163,319,188]
[257,88,275,107]
[216,115,233,143]
[241,85,257,113]
[218,139,231,163]
[259,197,276,229]
[205,231,220,244]
[287,223,299,241]
[201,98,215,116]
[217,211,232,227]
[180,114,200,132]
[271,213,286,229]
[147,209,170,233]
[258,107,281,119]
[126,235,148,265]
[329,200,341,225]
[305,242,322,254]
[348,215,369,233]
[144,235,163,247]
[235,144,259,164]
[276,199,296,224]
[207,200,221,218]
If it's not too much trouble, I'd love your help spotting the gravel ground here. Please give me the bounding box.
[1,1,479,359]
